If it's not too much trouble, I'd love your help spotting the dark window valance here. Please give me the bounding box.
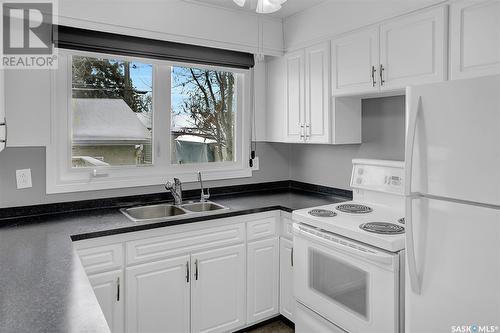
[53,25,255,69]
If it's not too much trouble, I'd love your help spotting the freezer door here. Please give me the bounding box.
[405,75,500,206]
[406,197,500,332]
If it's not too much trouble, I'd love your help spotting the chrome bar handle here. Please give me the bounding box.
[186,261,190,283]
[406,196,421,294]
[298,123,305,141]
[290,247,293,267]
[194,259,199,280]
[371,66,377,87]
[116,277,120,302]
[379,64,385,86]
[405,95,421,196]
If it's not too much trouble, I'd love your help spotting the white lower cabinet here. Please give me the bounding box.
[88,269,124,333]
[247,237,279,324]
[76,212,288,333]
[126,255,191,333]
[279,238,294,322]
[191,244,246,333]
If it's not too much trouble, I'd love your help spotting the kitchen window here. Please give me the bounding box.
[47,49,251,194]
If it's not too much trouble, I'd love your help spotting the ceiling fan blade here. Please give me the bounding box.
[233,0,246,7]
[256,0,281,14]
[267,0,287,5]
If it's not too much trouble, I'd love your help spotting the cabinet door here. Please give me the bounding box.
[380,6,447,90]
[279,238,294,322]
[285,50,305,142]
[4,69,51,147]
[126,255,190,333]
[0,69,5,152]
[191,244,246,333]
[247,237,279,324]
[304,42,330,144]
[265,56,286,142]
[331,27,379,95]
[450,0,500,79]
[88,270,124,333]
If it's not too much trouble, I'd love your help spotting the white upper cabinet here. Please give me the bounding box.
[304,42,331,143]
[126,255,191,333]
[450,0,500,80]
[285,49,305,142]
[331,6,447,95]
[266,41,359,144]
[4,69,51,147]
[88,270,124,333]
[191,244,246,333]
[379,6,447,90]
[331,27,380,95]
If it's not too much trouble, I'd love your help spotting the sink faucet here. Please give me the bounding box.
[165,178,183,205]
[197,171,210,203]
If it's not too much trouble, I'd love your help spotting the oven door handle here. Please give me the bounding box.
[293,224,394,265]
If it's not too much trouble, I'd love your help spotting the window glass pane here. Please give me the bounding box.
[171,66,236,164]
[309,249,369,318]
[71,55,153,167]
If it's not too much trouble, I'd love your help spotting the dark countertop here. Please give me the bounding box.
[0,189,348,333]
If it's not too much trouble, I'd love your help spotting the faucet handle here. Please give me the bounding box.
[165,180,173,190]
[202,188,210,201]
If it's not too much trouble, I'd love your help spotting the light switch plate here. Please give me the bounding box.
[16,169,32,189]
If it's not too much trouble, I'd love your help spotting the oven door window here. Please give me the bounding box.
[309,248,369,319]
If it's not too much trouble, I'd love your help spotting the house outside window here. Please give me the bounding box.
[70,56,153,167]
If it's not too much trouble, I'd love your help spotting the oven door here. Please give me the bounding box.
[293,223,400,333]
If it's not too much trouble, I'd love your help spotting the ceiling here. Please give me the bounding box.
[189,0,327,18]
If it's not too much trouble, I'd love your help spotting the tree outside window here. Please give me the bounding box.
[171,66,236,164]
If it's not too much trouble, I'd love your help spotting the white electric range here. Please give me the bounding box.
[292,159,406,333]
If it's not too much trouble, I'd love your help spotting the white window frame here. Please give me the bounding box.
[47,49,251,194]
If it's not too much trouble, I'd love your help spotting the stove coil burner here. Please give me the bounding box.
[398,217,405,224]
[308,209,337,217]
[360,222,405,234]
[336,204,373,214]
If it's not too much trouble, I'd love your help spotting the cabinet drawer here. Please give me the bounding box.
[126,223,245,266]
[280,213,294,240]
[247,216,277,241]
[77,243,123,275]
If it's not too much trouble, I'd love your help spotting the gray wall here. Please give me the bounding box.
[0,142,290,208]
[0,96,404,208]
[290,95,406,189]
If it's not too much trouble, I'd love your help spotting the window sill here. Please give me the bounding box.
[46,167,253,194]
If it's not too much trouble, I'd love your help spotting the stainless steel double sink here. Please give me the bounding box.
[120,201,228,222]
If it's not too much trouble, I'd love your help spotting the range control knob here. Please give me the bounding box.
[356,177,363,185]
[357,168,364,175]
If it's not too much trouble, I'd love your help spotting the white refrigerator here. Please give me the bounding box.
[404,75,500,333]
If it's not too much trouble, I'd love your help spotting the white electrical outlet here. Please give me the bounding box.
[251,157,260,171]
[16,169,32,189]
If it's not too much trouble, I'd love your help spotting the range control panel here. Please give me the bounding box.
[350,160,404,195]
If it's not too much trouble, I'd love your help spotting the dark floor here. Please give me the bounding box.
[245,320,294,333]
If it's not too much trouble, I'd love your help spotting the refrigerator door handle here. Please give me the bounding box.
[404,95,421,196]
[406,196,421,294]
